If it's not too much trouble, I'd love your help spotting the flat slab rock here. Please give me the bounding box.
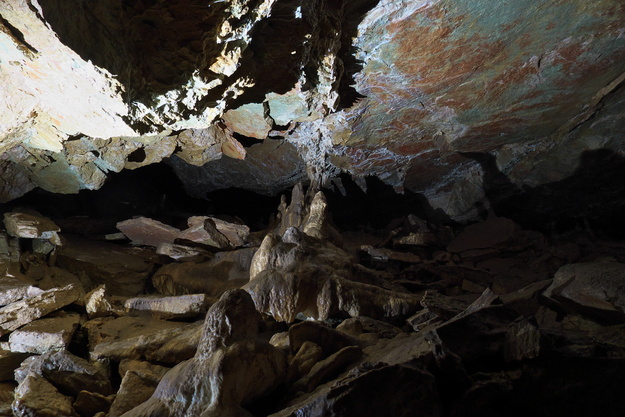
[0,284,80,336]
[0,276,43,307]
[116,217,181,248]
[86,316,202,363]
[124,294,211,320]
[8,313,81,354]
[544,261,625,322]
[179,216,235,249]
[3,211,61,245]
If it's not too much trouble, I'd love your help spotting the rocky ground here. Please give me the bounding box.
[1,184,625,417]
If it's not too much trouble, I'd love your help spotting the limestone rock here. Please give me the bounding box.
[86,316,201,363]
[0,382,15,416]
[246,268,421,323]
[120,290,287,417]
[292,345,363,394]
[108,371,160,417]
[274,183,305,236]
[124,294,210,320]
[84,285,124,319]
[0,350,30,381]
[73,391,113,417]
[156,243,210,262]
[146,323,203,364]
[118,359,170,382]
[3,211,61,245]
[8,313,81,354]
[289,321,361,357]
[116,218,181,248]
[447,217,520,257]
[336,317,403,340]
[12,374,77,417]
[360,245,422,264]
[426,306,520,367]
[178,217,231,249]
[15,350,112,396]
[152,247,256,296]
[57,236,154,296]
[504,318,541,362]
[0,284,80,336]
[286,341,323,384]
[222,103,272,140]
[543,261,625,323]
[271,363,442,417]
[0,276,43,307]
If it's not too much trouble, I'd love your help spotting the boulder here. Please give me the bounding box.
[15,350,112,396]
[12,374,77,417]
[286,341,323,384]
[292,346,363,394]
[447,216,521,258]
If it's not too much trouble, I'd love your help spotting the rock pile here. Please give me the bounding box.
[1,186,625,416]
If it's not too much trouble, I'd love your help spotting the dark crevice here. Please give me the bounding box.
[335,0,380,110]
[0,13,39,54]
[232,133,264,148]
[127,147,147,163]
[465,149,625,239]
[324,173,454,231]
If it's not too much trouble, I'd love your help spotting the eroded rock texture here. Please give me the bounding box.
[1,0,624,223]
[1,181,625,416]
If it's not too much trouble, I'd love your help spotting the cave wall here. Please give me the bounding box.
[1,0,625,221]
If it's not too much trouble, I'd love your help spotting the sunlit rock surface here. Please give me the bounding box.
[1,0,623,221]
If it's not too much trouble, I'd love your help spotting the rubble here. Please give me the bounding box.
[0,185,624,417]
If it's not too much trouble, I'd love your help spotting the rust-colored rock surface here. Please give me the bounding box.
[0,0,622,223]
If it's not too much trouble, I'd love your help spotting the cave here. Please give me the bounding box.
[1,1,625,416]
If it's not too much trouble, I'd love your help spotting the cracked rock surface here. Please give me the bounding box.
[1,0,623,223]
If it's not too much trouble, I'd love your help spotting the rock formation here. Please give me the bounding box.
[1,1,625,416]
[1,0,624,224]
[1,182,625,416]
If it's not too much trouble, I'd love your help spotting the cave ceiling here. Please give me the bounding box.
[1,0,625,221]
